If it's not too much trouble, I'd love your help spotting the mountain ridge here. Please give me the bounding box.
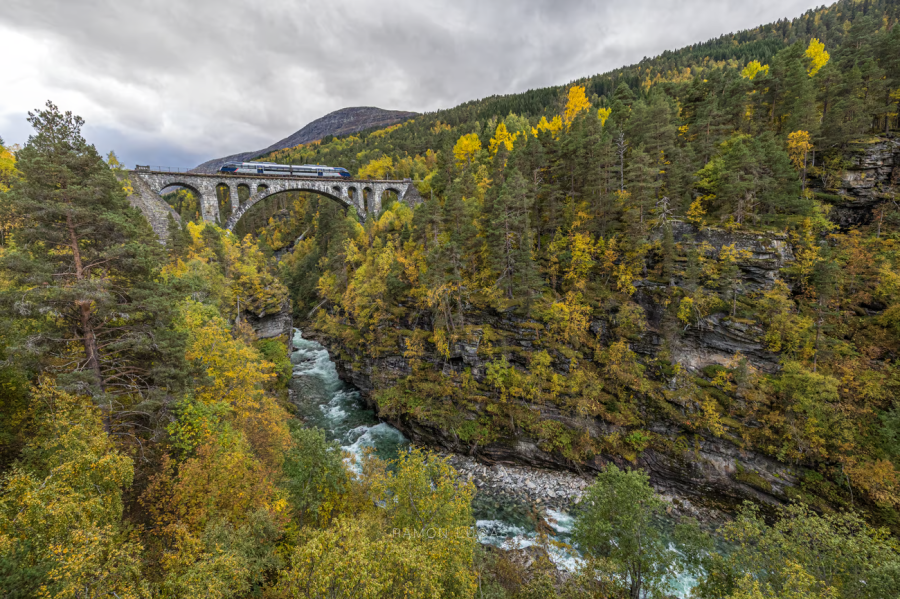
[191,106,418,174]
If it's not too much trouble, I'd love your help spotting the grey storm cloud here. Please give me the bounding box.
[0,0,823,167]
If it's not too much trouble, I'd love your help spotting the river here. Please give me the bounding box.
[289,328,697,595]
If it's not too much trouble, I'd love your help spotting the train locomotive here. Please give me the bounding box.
[219,161,351,178]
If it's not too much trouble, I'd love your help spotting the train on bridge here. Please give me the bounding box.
[219,161,351,178]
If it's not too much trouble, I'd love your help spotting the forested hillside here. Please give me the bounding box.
[4,0,900,597]
[253,0,900,181]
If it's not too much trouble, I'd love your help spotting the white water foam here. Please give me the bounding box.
[545,508,575,535]
[291,329,410,471]
[475,519,531,549]
[343,422,407,459]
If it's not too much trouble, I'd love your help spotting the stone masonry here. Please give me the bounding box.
[128,170,424,240]
[127,174,183,242]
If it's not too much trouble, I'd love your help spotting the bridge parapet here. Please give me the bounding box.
[127,170,423,239]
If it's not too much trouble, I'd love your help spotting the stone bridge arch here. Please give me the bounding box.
[159,181,205,201]
[128,170,424,240]
[225,185,353,231]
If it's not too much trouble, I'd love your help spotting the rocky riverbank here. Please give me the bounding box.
[442,451,726,526]
[445,452,590,511]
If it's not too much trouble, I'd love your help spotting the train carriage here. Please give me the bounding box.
[220,161,351,178]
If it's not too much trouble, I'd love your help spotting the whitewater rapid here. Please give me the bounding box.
[289,329,561,546]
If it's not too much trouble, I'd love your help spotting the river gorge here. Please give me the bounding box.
[289,328,700,595]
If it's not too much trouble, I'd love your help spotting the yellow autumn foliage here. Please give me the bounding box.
[162,221,288,321]
[342,237,397,343]
[0,143,19,246]
[805,38,830,77]
[532,115,563,138]
[0,382,147,598]
[272,449,476,599]
[741,60,770,80]
[176,300,289,465]
[787,130,813,171]
[452,133,482,167]
[686,196,708,225]
[488,122,518,155]
[369,122,404,139]
[597,107,612,126]
[0,143,17,193]
[564,85,592,127]
[358,155,395,179]
[547,291,593,343]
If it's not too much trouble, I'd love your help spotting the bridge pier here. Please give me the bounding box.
[228,184,240,216]
[371,188,382,216]
[201,190,219,223]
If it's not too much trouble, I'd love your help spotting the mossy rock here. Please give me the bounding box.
[701,364,728,379]
[734,463,773,493]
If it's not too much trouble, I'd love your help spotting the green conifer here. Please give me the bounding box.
[1,102,186,415]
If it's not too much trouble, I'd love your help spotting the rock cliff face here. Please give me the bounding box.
[658,222,794,374]
[192,107,418,174]
[126,174,181,242]
[318,325,798,514]
[814,135,900,228]
[244,301,292,340]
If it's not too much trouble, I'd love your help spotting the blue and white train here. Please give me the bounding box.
[219,161,351,178]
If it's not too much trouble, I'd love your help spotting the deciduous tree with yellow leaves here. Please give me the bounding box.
[452,133,482,167]
[805,38,829,77]
[563,85,592,127]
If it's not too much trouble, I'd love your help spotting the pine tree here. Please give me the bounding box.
[819,64,869,148]
[697,133,805,226]
[625,146,660,237]
[807,247,840,372]
[166,213,191,261]
[626,92,676,160]
[844,16,886,127]
[820,17,883,147]
[660,222,676,283]
[719,69,754,136]
[429,171,477,329]
[772,42,819,136]
[813,59,845,142]
[1,102,186,415]
[484,159,539,302]
[606,82,636,144]
[875,22,900,133]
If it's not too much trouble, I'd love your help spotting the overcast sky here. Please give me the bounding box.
[0,0,825,168]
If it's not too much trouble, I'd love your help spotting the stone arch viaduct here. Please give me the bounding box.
[127,169,423,241]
